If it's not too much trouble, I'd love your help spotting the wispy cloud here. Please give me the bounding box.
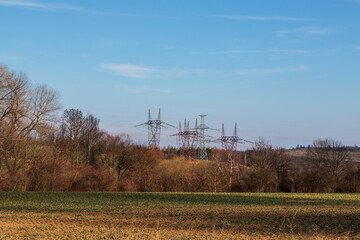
[194,49,310,55]
[236,65,308,75]
[202,14,312,21]
[355,46,360,50]
[276,26,334,37]
[102,64,154,79]
[0,1,191,18]
[0,0,112,14]
[101,63,207,79]
[114,84,170,94]
[0,0,46,8]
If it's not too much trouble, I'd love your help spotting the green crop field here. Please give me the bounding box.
[0,192,359,239]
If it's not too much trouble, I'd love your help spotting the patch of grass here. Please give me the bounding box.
[0,192,359,239]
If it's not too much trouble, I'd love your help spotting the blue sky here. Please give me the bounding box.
[1,0,359,148]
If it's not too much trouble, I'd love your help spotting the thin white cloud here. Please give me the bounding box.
[0,1,192,18]
[195,49,310,55]
[101,63,207,79]
[114,84,170,94]
[0,0,75,10]
[0,0,46,8]
[101,64,154,79]
[236,65,308,75]
[276,26,334,36]
[355,46,360,50]
[0,0,112,14]
[202,14,312,21]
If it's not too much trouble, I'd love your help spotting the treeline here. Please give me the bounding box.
[292,143,360,152]
[0,64,359,192]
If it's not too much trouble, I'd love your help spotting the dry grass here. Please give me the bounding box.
[0,192,359,239]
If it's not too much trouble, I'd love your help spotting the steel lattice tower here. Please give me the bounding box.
[217,123,253,151]
[197,114,216,160]
[136,109,175,148]
[217,123,253,190]
[172,119,199,157]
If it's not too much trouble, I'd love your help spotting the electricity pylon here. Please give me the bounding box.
[217,123,253,190]
[136,109,175,148]
[171,119,199,158]
[217,123,253,151]
[197,114,217,160]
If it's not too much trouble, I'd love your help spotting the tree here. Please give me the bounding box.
[81,114,103,165]
[245,138,291,192]
[0,64,61,189]
[100,134,137,182]
[247,138,274,169]
[306,138,351,177]
[209,150,229,192]
[300,138,352,192]
[59,109,84,141]
[58,109,85,167]
[58,109,104,166]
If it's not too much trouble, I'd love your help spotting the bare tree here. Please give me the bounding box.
[101,134,137,181]
[60,109,84,140]
[82,114,103,165]
[58,109,104,166]
[22,84,60,136]
[247,137,274,169]
[0,64,61,189]
[0,65,60,138]
[58,109,84,167]
[245,137,291,192]
[208,150,228,192]
[306,138,351,177]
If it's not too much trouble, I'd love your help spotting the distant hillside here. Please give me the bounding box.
[287,149,360,163]
[351,151,360,162]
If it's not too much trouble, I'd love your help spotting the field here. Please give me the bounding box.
[0,192,359,239]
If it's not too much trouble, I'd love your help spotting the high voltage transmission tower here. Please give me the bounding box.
[217,123,253,152]
[198,114,217,160]
[136,109,175,148]
[217,123,253,190]
[136,110,253,161]
[171,119,199,158]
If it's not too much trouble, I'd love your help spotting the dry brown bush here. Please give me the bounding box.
[70,164,116,191]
